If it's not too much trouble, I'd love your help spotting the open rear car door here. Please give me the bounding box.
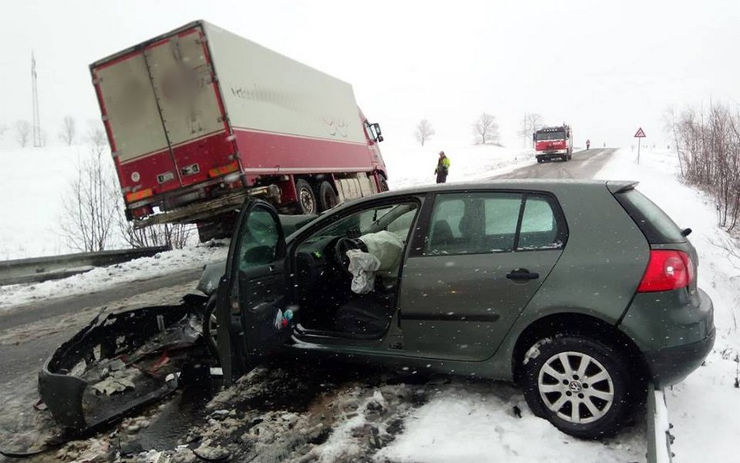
[215,199,291,384]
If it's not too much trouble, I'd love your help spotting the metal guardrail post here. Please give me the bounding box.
[647,384,674,463]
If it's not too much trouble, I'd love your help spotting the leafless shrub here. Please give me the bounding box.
[473,113,500,145]
[414,119,435,147]
[60,141,119,252]
[668,103,740,232]
[16,120,31,147]
[119,220,193,250]
[59,116,76,146]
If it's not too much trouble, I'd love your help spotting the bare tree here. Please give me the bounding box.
[518,113,543,148]
[59,116,76,146]
[473,113,500,145]
[0,123,7,138]
[414,119,435,147]
[60,139,119,252]
[16,120,31,147]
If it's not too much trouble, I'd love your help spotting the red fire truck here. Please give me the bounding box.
[533,125,573,163]
[91,20,387,241]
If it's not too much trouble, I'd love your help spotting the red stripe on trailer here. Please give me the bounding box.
[232,128,377,174]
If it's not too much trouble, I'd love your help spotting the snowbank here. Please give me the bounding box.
[0,243,227,310]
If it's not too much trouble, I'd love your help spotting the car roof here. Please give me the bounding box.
[359,179,637,200]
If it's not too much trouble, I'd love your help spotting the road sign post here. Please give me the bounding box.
[634,127,646,164]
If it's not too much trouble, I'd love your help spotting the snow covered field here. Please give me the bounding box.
[1,146,738,462]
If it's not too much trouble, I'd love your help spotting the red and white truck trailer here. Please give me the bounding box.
[533,124,573,163]
[91,20,387,240]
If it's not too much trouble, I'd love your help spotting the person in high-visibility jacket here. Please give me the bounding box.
[434,151,450,183]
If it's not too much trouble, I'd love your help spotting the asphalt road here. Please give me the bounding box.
[0,147,617,457]
[491,148,616,180]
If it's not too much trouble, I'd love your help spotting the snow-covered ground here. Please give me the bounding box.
[1,146,738,462]
[0,144,82,260]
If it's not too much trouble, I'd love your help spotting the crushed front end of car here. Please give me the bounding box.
[37,294,212,433]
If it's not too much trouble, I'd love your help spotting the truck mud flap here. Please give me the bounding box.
[37,295,211,435]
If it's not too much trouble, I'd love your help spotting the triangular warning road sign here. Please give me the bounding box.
[634,127,646,138]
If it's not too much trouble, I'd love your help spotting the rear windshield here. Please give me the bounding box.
[614,189,685,244]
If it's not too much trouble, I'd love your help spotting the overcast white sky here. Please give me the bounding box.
[1,0,739,149]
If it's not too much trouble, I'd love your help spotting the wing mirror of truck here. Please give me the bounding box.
[371,122,383,142]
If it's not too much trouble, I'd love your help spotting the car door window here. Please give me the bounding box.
[517,196,565,250]
[425,192,523,255]
[237,206,280,271]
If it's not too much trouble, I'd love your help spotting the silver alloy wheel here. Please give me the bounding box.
[208,312,218,344]
[537,351,615,424]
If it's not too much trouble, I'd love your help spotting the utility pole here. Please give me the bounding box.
[31,52,42,147]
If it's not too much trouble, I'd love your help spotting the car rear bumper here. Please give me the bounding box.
[619,287,715,387]
[643,327,715,387]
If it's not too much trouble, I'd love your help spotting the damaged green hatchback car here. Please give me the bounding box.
[204,180,714,438]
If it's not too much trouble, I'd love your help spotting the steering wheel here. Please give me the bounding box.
[333,237,368,273]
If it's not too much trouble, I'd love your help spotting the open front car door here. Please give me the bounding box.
[215,199,291,384]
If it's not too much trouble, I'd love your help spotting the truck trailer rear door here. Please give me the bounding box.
[93,51,181,193]
[143,26,232,188]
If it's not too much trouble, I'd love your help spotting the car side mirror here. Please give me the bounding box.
[681,228,692,237]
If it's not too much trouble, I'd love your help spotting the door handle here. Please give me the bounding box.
[506,268,539,280]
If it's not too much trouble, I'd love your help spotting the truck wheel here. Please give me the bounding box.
[295,179,317,214]
[520,335,636,439]
[378,173,389,191]
[316,181,338,211]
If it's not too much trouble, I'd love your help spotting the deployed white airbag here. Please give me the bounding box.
[359,230,404,273]
[346,249,380,294]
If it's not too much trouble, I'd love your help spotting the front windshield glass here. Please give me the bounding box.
[535,131,566,141]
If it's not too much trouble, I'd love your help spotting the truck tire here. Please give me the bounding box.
[378,173,389,192]
[316,181,338,211]
[295,179,317,214]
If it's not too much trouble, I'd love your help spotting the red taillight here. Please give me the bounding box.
[637,250,694,292]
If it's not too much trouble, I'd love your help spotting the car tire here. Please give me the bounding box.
[295,179,317,214]
[520,335,636,439]
[316,180,338,211]
[203,293,219,359]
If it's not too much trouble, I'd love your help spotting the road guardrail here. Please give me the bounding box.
[0,246,170,286]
